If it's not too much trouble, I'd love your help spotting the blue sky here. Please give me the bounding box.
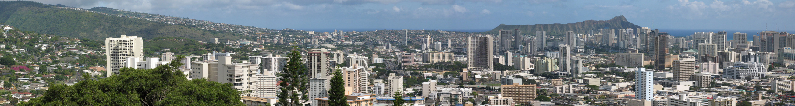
[30,0,795,31]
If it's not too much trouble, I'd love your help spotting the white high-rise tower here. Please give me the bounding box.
[105,35,143,77]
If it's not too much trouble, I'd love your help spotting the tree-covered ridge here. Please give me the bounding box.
[488,15,642,36]
[0,1,243,42]
[20,56,245,105]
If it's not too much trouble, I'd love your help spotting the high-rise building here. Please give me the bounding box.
[698,43,718,57]
[499,30,513,53]
[161,52,175,62]
[635,68,654,101]
[673,57,696,81]
[259,54,287,73]
[652,30,669,71]
[534,57,557,74]
[558,44,571,74]
[615,53,644,67]
[189,55,259,93]
[467,35,494,71]
[253,69,278,98]
[422,80,437,98]
[536,31,546,51]
[500,84,536,105]
[691,72,713,88]
[105,35,144,77]
[566,31,577,47]
[340,66,369,95]
[714,31,727,51]
[308,49,331,79]
[733,32,750,51]
[388,73,403,96]
[513,29,523,52]
[309,78,330,100]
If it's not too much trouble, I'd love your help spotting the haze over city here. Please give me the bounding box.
[26,0,795,30]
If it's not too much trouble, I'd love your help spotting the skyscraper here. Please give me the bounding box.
[536,31,546,51]
[733,32,749,51]
[635,68,654,101]
[513,29,523,52]
[566,31,577,47]
[673,57,696,81]
[308,49,331,79]
[499,30,513,53]
[652,30,669,71]
[105,35,143,77]
[559,44,571,74]
[468,35,494,71]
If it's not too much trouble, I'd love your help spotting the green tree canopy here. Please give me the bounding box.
[328,69,349,106]
[393,91,405,106]
[20,56,244,106]
[278,48,309,106]
[0,56,16,66]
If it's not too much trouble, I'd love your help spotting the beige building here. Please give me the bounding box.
[314,93,375,106]
[673,57,696,81]
[627,99,652,106]
[500,84,536,105]
[388,73,403,96]
[340,66,369,95]
[691,73,713,88]
[428,52,454,63]
[105,35,143,77]
[189,54,260,95]
[241,96,277,106]
[488,95,515,106]
[615,53,644,67]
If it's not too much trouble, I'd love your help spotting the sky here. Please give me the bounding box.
[26,0,795,31]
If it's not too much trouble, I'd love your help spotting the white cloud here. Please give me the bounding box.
[481,9,491,14]
[393,6,401,12]
[281,2,305,10]
[781,0,795,8]
[452,5,466,13]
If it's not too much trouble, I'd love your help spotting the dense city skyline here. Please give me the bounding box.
[26,0,795,31]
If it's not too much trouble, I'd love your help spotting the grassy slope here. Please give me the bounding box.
[0,1,241,42]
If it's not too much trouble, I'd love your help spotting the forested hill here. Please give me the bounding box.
[0,1,241,41]
[488,16,642,36]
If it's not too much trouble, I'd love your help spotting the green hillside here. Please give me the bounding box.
[0,1,241,41]
[488,16,642,36]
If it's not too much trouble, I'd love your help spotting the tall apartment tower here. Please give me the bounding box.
[733,32,749,51]
[105,35,143,77]
[308,49,331,78]
[513,29,523,52]
[715,31,727,51]
[468,35,494,71]
[558,44,571,74]
[673,57,696,81]
[653,30,669,71]
[388,73,404,96]
[308,49,331,100]
[635,68,654,101]
[537,31,547,51]
[566,31,577,47]
[499,30,514,53]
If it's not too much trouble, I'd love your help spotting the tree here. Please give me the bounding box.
[0,56,16,66]
[20,56,244,105]
[535,95,551,101]
[738,101,751,106]
[482,97,489,104]
[393,92,405,106]
[328,69,348,106]
[278,48,310,106]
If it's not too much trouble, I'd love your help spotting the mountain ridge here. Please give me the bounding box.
[0,1,242,41]
[488,15,642,36]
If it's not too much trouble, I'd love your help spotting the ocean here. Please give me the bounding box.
[657,29,795,41]
[304,28,794,41]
